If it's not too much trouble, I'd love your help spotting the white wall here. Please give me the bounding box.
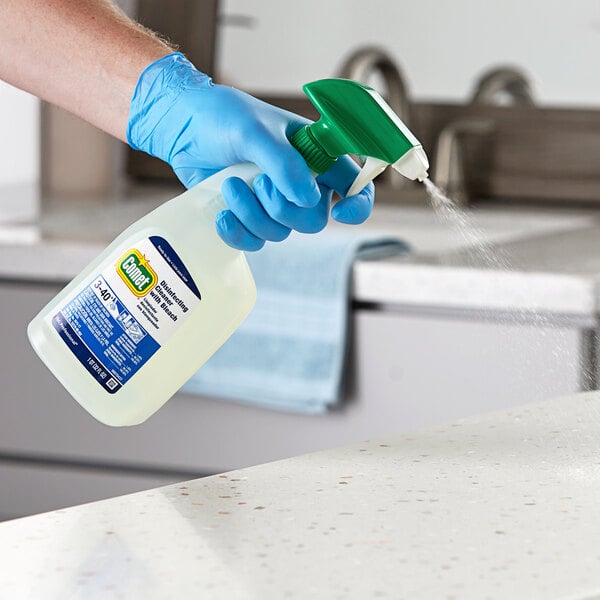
[0,0,136,194]
[0,82,39,187]
[219,0,600,107]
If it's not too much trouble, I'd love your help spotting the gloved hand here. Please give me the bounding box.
[127,53,374,251]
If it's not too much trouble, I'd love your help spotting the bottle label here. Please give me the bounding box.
[51,236,201,393]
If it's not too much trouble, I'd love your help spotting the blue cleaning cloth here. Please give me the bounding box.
[181,229,409,414]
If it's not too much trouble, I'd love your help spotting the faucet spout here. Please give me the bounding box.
[471,66,534,107]
[338,46,412,126]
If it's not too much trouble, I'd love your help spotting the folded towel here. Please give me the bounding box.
[181,228,409,414]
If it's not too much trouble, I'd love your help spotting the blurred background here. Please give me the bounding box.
[4,0,600,204]
[3,0,600,520]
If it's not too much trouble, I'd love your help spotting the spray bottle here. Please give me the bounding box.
[27,78,429,426]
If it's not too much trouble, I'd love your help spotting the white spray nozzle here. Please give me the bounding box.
[392,145,429,182]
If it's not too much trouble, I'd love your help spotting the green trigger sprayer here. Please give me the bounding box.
[290,78,429,196]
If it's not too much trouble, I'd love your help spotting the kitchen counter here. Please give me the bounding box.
[0,187,598,319]
[1,391,600,599]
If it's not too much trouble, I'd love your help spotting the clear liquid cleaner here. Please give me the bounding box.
[28,164,258,426]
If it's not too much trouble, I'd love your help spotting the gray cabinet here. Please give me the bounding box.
[0,281,591,518]
[0,461,179,521]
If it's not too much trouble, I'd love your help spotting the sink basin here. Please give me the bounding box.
[367,202,595,256]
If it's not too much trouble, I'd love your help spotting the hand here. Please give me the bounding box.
[127,53,374,251]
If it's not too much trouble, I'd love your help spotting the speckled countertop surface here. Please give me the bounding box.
[1,391,600,599]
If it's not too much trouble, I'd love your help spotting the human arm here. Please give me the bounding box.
[0,1,374,250]
[0,0,169,141]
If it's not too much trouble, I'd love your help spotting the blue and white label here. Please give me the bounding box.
[51,236,201,393]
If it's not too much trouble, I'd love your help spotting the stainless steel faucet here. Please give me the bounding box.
[470,66,534,107]
[433,67,533,205]
[338,47,412,189]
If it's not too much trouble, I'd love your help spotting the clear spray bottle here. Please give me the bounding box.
[28,78,429,426]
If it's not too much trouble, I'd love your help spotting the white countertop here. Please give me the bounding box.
[1,391,600,599]
[1,186,599,318]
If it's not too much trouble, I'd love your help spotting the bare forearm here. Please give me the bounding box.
[0,0,172,141]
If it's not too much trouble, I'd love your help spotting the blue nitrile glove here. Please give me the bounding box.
[127,53,374,251]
